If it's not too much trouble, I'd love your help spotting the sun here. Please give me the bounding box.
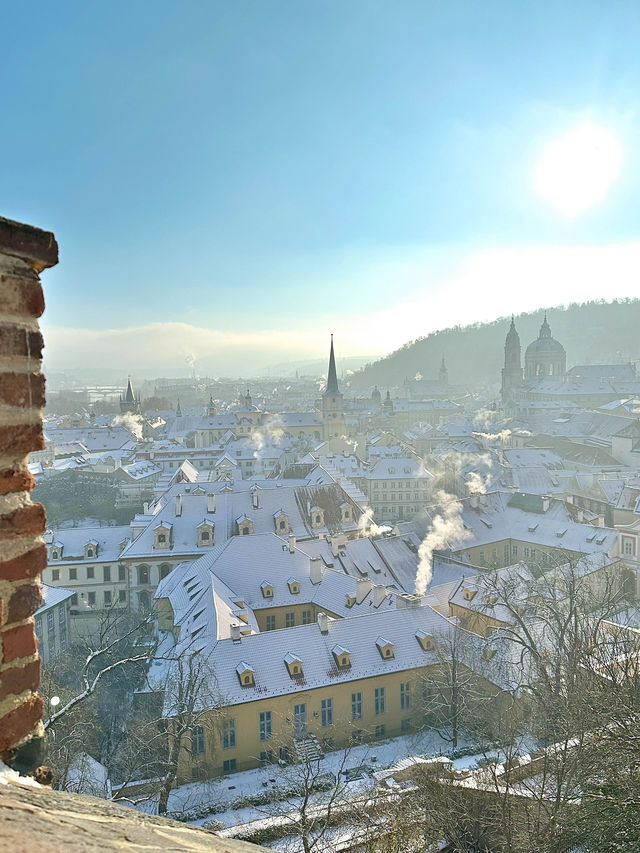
[534,121,623,218]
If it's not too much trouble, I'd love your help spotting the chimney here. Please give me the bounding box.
[331,537,339,557]
[230,623,241,642]
[143,501,149,514]
[207,493,216,513]
[470,494,480,510]
[541,495,550,512]
[175,494,182,516]
[356,576,373,604]
[288,533,296,554]
[317,612,329,634]
[310,556,323,585]
[373,584,387,607]
[252,486,260,509]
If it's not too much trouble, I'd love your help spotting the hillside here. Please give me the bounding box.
[348,299,640,391]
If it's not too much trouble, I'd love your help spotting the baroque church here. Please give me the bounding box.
[501,313,567,406]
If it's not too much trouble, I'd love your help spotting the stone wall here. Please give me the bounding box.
[0,215,58,763]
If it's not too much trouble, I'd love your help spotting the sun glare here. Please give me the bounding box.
[534,121,623,218]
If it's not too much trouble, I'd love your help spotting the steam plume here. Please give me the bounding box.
[415,492,472,596]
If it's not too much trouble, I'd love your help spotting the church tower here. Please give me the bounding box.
[501,317,523,406]
[439,356,448,387]
[205,393,216,417]
[120,376,141,414]
[322,335,346,439]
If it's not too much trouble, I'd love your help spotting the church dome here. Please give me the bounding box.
[524,313,566,380]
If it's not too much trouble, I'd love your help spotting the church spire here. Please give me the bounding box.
[325,334,339,395]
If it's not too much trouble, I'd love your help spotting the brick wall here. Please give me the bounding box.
[0,216,58,764]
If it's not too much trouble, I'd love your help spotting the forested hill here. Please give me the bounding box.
[348,299,640,391]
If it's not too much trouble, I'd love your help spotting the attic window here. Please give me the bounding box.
[284,652,303,678]
[158,534,166,543]
[415,630,434,651]
[556,529,567,538]
[596,535,606,545]
[332,645,350,669]
[528,523,539,532]
[463,588,477,601]
[87,548,94,557]
[483,647,497,661]
[261,582,273,599]
[236,662,255,687]
[315,515,321,525]
[586,533,596,543]
[376,636,394,659]
[51,550,59,560]
[242,526,250,535]
[287,579,300,594]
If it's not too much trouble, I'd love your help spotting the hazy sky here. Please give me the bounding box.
[3,1,640,375]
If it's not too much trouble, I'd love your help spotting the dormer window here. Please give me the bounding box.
[287,578,300,595]
[310,506,325,529]
[87,548,94,558]
[463,588,477,601]
[236,515,254,536]
[284,653,303,679]
[274,510,289,533]
[84,541,98,559]
[376,636,395,659]
[236,662,255,687]
[339,502,351,524]
[261,581,274,599]
[158,534,166,543]
[332,644,351,669]
[415,630,435,651]
[153,523,172,550]
[197,521,214,548]
[51,549,60,560]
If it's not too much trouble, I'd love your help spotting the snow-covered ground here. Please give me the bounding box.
[131,728,481,831]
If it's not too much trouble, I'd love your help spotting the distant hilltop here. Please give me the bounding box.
[349,299,640,390]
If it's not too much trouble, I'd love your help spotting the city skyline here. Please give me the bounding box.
[4,2,640,372]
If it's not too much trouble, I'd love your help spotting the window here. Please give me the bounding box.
[191,725,205,755]
[223,758,236,774]
[70,593,78,606]
[119,565,126,581]
[160,564,171,579]
[52,569,59,581]
[401,718,412,733]
[351,692,362,720]
[69,568,77,581]
[625,538,634,556]
[137,566,149,585]
[315,515,321,525]
[400,682,411,710]
[265,614,276,631]
[285,612,295,628]
[279,520,286,530]
[47,611,55,648]
[375,724,386,738]
[259,711,272,741]
[512,545,518,557]
[321,698,333,727]
[86,566,94,579]
[118,590,126,603]
[58,608,67,650]
[88,591,96,606]
[260,750,274,764]
[294,704,307,736]
[374,686,386,715]
[302,609,312,625]
[222,718,236,749]
[104,590,112,606]
[35,617,42,643]
[157,533,166,543]
[103,566,111,582]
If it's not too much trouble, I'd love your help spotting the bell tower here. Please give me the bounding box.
[501,317,523,406]
[322,335,346,439]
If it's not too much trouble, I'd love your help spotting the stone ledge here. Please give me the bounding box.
[0,778,270,852]
[0,216,58,272]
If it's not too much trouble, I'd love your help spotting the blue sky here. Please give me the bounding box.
[3,1,640,374]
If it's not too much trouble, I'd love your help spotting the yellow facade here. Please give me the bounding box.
[178,667,427,782]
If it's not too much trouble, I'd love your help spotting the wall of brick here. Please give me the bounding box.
[0,215,58,763]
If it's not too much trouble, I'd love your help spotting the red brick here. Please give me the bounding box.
[0,326,44,360]
[8,583,42,622]
[0,468,35,496]
[0,503,46,538]
[1,622,37,663]
[0,373,45,408]
[0,544,48,581]
[0,215,58,272]
[0,659,40,697]
[0,694,43,753]
[0,423,44,454]
[0,274,45,318]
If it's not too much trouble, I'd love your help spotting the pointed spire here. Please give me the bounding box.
[176,397,182,418]
[325,334,339,394]
[125,375,135,402]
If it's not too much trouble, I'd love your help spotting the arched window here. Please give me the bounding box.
[138,591,150,611]
[137,565,150,585]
